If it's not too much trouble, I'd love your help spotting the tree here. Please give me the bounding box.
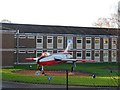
[1,19,11,23]
[93,2,119,28]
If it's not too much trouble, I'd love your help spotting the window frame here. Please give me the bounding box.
[86,37,91,44]
[103,38,109,44]
[19,50,26,53]
[103,50,109,57]
[112,50,117,58]
[27,50,35,53]
[36,50,43,57]
[47,50,53,54]
[94,50,100,57]
[57,36,63,44]
[19,35,26,39]
[47,36,53,44]
[27,35,35,39]
[76,51,82,58]
[95,37,100,44]
[86,51,91,57]
[112,38,117,45]
[76,37,82,44]
[37,36,43,44]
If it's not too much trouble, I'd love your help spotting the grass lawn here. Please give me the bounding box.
[2,63,120,86]
[14,62,119,76]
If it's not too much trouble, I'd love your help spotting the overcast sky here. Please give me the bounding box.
[0,0,119,27]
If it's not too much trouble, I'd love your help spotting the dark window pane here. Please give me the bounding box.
[77,40,81,43]
[86,40,91,43]
[86,53,90,57]
[95,40,99,44]
[58,39,62,43]
[77,53,81,57]
[95,53,99,57]
[48,39,52,43]
[37,39,42,43]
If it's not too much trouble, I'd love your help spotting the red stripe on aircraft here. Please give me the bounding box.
[38,60,67,66]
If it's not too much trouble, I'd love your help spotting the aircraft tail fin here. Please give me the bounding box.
[64,39,72,53]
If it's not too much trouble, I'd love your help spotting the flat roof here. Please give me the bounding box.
[1,23,119,35]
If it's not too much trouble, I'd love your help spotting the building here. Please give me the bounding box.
[118,1,120,64]
[0,29,15,67]
[1,23,120,66]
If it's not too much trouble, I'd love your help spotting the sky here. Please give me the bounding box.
[0,0,119,27]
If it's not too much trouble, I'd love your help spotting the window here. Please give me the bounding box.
[19,50,26,53]
[104,38,108,44]
[77,37,82,43]
[103,50,108,57]
[86,40,90,43]
[19,35,26,39]
[77,53,81,57]
[57,36,63,43]
[113,40,117,44]
[36,50,43,57]
[47,50,53,54]
[27,50,34,53]
[14,50,16,53]
[86,53,90,57]
[95,51,100,57]
[95,38,100,44]
[37,39,42,43]
[86,37,91,44]
[37,36,43,43]
[47,36,53,48]
[95,37,100,49]
[112,50,117,62]
[58,39,62,43]
[86,51,91,57]
[112,51,116,57]
[14,35,16,38]
[36,36,43,48]
[103,38,109,49]
[76,51,82,58]
[48,39,52,43]
[112,38,117,45]
[77,40,81,43]
[57,36,63,49]
[76,37,82,49]
[28,35,35,39]
[86,37,91,49]
[47,36,53,44]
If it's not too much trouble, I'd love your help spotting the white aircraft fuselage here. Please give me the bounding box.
[37,53,73,66]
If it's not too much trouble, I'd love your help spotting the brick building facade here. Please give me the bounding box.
[0,30,15,67]
[1,23,120,66]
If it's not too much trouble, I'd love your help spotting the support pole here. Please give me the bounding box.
[16,30,19,64]
[66,70,68,90]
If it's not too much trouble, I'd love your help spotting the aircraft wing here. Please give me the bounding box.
[61,59,96,62]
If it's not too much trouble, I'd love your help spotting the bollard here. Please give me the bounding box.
[92,74,96,78]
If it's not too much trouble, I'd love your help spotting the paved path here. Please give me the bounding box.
[2,81,119,90]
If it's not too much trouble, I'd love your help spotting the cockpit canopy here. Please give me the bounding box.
[40,52,51,57]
